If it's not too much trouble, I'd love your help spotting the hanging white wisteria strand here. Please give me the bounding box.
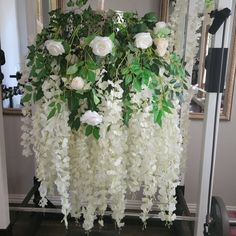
[20,2,189,232]
[156,101,183,222]
[170,0,205,175]
[98,80,128,228]
[20,107,33,158]
[169,0,189,57]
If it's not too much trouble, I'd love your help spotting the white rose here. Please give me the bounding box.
[45,40,65,56]
[70,77,85,90]
[134,32,153,49]
[89,36,113,57]
[80,110,103,126]
[154,38,169,57]
[153,21,167,33]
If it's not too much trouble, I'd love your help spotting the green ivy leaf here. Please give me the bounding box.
[67,64,78,75]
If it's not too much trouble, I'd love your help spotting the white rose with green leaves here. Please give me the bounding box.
[89,36,113,57]
[45,40,65,56]
[134,32,153,49]
[80,110,103,126]
[70,76,85,90]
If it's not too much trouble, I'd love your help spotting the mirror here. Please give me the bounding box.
[188,1,236,120]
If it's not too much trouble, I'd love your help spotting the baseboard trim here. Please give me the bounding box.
[9,194,236,214]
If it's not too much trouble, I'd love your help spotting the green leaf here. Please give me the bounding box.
[67,0,75,7]
[84,35,96,45]
[67,64,78,75]
[133,78,142,92]
[57,103,61,113]
[25,85,33,92]
[21,93,32,104]
[92,89,100,105]
[35,88,44,101]
[142,12,157,23]
[87,60,97,70]
[93,127,100,140]
[150,63,159,74]
[49,102,56,107]
[125,74,133,85]
[67,91,80,112]
[164,100,174,109]
[163,105,172,114]
[141,69,151,85]
[85,125,93,136]
[47,107,56,120]
[154,110,163,127]
[109,32,115,42]
[63,41,71,54]
[132,23,148,33]
[122,67,130,75]
[87,70,96,82]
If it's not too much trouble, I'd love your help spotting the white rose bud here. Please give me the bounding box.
[70,76,85,90]
[153,21,167,33]
[45,40,65,56]
[134,32,153,49]
[65,54,78,64]
[80,110,103,126]
[154,38,169,57]
[89,36,113,57]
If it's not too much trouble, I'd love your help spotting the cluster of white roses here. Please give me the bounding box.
[134,22,169,57]
[43,21,170,105]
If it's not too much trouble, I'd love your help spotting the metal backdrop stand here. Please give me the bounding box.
[194,5,232,236]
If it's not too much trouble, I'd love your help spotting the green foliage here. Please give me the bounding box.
[85,125,100,139]
[22,4,188,138]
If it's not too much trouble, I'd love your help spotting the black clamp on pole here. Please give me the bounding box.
[0,48,5,85]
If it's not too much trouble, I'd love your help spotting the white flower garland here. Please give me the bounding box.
[97,80,128,228]
[126,88,182,224]
[170,0,204,176]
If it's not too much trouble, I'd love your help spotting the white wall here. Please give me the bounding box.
[0,95,10,229]
[2,0,236,211]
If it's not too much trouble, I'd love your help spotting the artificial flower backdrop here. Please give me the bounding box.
[20,0,188,231]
